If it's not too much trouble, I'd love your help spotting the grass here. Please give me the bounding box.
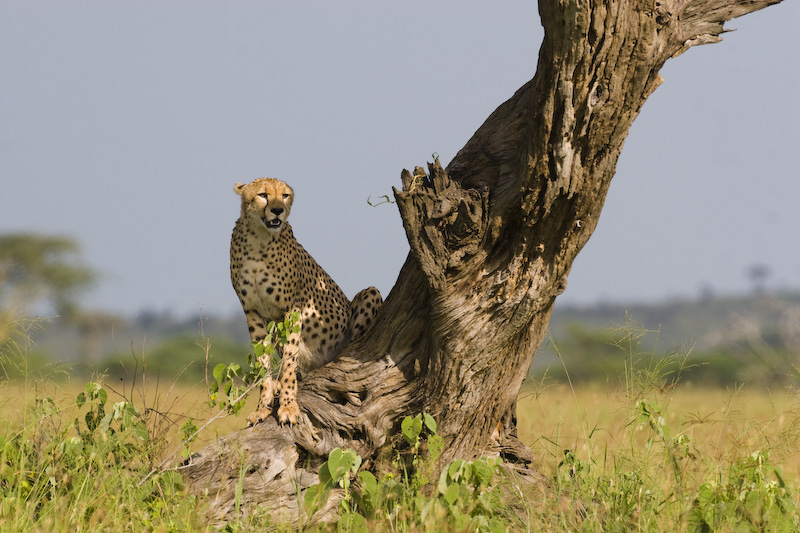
[514,324,800,530]
[2,378,799,530]
[2,319,799,530]
[519,384,800,486]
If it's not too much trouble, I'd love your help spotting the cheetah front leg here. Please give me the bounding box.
[242,309,279,426]
[247,373,277,426]
[276,328,302,425]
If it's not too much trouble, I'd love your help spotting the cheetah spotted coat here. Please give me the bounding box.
[231,178,382,425]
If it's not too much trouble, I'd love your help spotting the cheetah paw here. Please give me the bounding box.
[277,402,301,425]
[246,408,272,427]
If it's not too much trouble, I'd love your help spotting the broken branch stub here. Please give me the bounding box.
[394,160,489,292]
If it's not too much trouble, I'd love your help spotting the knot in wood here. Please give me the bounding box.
[654,1,673,27]
[588,81,607,108]
[555,274,568,296]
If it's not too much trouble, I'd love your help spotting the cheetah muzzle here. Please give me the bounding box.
[230,177,383,426]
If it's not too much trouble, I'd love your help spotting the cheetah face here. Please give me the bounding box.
[234,178,295,236]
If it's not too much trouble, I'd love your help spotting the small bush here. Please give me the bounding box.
[303,413,515,532]
[0,381,200,531]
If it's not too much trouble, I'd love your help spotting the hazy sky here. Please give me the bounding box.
[1,2,798,317]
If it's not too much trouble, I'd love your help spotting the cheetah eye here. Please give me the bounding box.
[258,193,268,199]
[282,193,290,199]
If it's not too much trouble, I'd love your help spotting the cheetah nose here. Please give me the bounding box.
[271,207,284,216]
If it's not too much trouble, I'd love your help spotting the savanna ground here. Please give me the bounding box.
[1,308,799,530]
[3,343,800,531]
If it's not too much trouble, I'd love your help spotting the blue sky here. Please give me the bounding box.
[1,2,798,316]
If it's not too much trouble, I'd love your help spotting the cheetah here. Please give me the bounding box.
[230,178,382,425]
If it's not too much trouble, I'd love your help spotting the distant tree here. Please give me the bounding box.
[0,233,97,319]
[74,310,122,364]
[747,263,771,294]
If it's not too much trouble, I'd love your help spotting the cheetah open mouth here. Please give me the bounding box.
[263,218,282,229]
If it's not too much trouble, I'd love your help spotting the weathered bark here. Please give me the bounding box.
[183,0,783,520]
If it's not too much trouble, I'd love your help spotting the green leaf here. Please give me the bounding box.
[695,483,716,512]
[448,460,465,482]
[212,363,226,383]
[461,462,475,484]
[85,410,97,432]
[132,421,149,441]
[422,412,437,434]
[401,415,422,445]
[84,383,108,404]
[99,412,113,433]
[487,517,508,533]
[444,482,460,505]
[125,401,140,417]
[348,450,362,476]
[304,484,330,519]
[253,341,266,357]
[269,352,281,372]
[357,471,378,498]
[339,511,367,532]
[318,462,334,488]
[428,434,444,462]
[401,416,414,443]
[438,466,451,495]
[327,448,344,481]
[181,419,198,439]
[122,404,135,426]
[76,392,86,408]
[473,459,493,488]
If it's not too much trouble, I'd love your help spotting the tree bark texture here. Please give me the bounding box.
[183,0,783,521]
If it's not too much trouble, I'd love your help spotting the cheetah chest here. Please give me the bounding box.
[235,236,350,372]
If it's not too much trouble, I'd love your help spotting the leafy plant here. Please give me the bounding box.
[302,413,514,532]
[179,418,199,458]
[0,380,199,530]
[400,412,444,488]
[208,311,299,416]
[303,447,363,527]
[75,381,149,443]
[688,450,799,531]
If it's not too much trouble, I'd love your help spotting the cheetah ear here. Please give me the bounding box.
[234,182,246,196]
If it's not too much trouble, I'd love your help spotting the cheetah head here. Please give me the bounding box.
[234,178,294,236]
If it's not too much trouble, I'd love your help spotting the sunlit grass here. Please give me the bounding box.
[516,381,800,529]
[519,383,800,487]
[0,378,255,452]
[2,377,799,530]
[6,377,799,486]
[2,312,799,530]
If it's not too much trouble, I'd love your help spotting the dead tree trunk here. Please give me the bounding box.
[183,0,783,520]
